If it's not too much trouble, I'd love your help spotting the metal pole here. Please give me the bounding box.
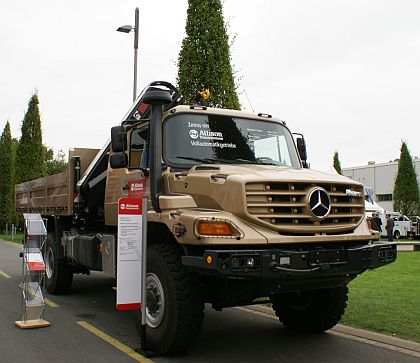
[6,223,8,239]
[12,224,15,240]
[140,192,148,351]
[133,7,139,102]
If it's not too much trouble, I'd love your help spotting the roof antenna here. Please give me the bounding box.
[243,89,255,113]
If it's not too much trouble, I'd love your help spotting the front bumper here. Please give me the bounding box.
[182,243,397,282]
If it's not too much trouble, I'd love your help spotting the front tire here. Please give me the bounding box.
[44,232,73,294]
[270,286,348,333]
[394,230,400,239]
[136,242,204,355]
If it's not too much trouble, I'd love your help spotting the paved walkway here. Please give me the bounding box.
[397,242,420,251]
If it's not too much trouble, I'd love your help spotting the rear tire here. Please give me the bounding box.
[394,230,400,239]
[270,286,348,333]
[136,242,204,355]
[44,232,73,294]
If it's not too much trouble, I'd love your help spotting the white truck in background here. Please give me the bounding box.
[408,216,420,239]
[375,210,411,239]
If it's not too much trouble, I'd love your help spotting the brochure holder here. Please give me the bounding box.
[15,214,50,329]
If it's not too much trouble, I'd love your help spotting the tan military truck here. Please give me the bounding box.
[15,81,396,354]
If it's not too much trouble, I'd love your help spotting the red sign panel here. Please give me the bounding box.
[128,180,146,199]
[118,198,142,216]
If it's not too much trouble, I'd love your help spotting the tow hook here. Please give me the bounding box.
[269,262,321,273]
[378,245,396,262]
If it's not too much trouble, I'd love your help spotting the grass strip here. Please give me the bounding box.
[342,251,420,342]
[0,232,24,244]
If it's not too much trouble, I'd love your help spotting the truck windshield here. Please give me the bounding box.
[163,113,301,168]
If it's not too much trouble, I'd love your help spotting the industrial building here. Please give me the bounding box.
[342,158,420,212]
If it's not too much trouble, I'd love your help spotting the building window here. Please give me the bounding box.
[377,194,392,202]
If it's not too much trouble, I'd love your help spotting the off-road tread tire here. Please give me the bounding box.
[270,286,348,333]
[142,242,204,355]
[45,233,73,294]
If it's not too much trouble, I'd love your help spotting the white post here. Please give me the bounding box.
[140,193,148,351]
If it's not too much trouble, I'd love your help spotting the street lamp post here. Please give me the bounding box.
[117,11,146,354]
[117,7,139,102]
[133,8,139,102]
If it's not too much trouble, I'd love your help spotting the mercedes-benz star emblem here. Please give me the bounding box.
[308,187,331,219]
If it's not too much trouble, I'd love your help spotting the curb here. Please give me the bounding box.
[0,239,22,248]
[243,304,420,354]
[397,243,420,252]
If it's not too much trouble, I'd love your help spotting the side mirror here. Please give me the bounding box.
[110,152,127,169]
[111,126,127,152]
[293,133,309,169]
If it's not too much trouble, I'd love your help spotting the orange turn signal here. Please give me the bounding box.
[197,221,233,236]
[195,219,242,238]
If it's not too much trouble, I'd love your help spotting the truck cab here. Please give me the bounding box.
[15,81,397,355]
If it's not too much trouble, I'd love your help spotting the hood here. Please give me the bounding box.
[201,164,354,184]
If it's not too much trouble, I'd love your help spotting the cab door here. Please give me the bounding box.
[123,125,149,196]
[104,124,149,226]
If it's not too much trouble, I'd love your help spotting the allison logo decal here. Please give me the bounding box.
[189,129,199,139]
[189,129,223,140]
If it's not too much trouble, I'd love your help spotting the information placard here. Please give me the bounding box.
[116,198,142,310]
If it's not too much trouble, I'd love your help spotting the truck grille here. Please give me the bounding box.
[245,182,365,235]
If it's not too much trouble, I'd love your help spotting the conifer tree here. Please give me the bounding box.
[0,121,15,231]
[393,141,420,215]
[45,148,67,175]
[177,0,240,110]
[333,151,342,175]
[15,93,46,183]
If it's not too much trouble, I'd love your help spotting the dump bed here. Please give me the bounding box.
[15,148,99,216]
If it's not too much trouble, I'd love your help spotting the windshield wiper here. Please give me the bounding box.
[205,157,233,164]
[255,157,280,165]
[233,158,255,164]
[234,158,278,165]
[176,156,278,166]
[176,156,216,164]
[177,155,245,164]
[256,161,278,165]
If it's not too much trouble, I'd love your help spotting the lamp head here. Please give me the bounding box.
[116,25,133,33]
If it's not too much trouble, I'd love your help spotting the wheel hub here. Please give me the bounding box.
[288,291,313,310]
[145,273,165,328]
[46,247,54,279]
[146,289,159,312]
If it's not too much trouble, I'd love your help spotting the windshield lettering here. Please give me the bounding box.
[190,140,237,149]
[164,114,300,168]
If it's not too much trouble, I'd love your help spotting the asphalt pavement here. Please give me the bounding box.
[1,239,419,363]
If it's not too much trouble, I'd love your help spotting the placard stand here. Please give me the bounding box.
[15,214,50,329]
[139,193,148,354]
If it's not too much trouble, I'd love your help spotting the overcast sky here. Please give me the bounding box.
[1,0,419,172]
